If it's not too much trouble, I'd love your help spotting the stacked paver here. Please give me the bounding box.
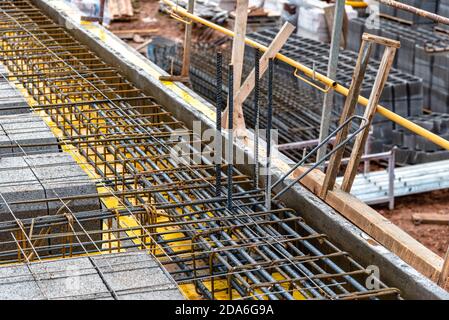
[390,113,449,164]
[0,64,101,258]
[0,252,185,300]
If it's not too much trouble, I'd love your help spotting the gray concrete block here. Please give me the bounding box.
[0,156,48,220]
[29,258,108,300]
[25,153,100,214]
[0,153,101,259]
[0,252,185,300]
[0,113,59,157]
[0,264,44,300]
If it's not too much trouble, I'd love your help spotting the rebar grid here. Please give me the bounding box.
[0,0,401,300]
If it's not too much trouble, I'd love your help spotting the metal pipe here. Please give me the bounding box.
[379,0,449,25]
[317,0,345,162]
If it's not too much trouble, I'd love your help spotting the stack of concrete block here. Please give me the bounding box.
[389,113,449,164]
[0,114,59,157]
[0,63,103,259]
[0,81,29,116]
[348,16,449,112]
[0,252,185,300]
[0,153,101,258]
[0,153,100,218]
[247,29,423,152]
[380,0,438,24]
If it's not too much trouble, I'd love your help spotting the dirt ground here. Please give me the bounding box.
[108,0,449,259]
[374,189,449,257]
[110,1,183,38]
[108,0,224,49]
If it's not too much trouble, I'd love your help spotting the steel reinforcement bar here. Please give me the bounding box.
[0,0,400,300]
[161,0,449,152]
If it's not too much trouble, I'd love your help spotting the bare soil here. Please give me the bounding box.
[108,0,226,49]
[374,189,449,257]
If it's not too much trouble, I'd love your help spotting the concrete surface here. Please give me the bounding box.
[0,252,185,300]
[0,113,59,157]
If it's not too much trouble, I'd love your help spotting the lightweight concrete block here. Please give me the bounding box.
[25,153,100,214]
[0,252,185,300]
[0,113,59,157]
[0,264,44,300]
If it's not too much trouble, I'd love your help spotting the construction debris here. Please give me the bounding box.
[109,0,134,21]
[413,213,449,225]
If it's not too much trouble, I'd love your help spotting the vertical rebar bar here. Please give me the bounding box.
[215,52,223,197]
[254,48,260,190]
[227,64,234,209]
[265,59,274,211]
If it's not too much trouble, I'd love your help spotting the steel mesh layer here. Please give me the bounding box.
[0,0,401,300]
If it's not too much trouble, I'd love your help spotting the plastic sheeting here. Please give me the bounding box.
[64,0,111,25]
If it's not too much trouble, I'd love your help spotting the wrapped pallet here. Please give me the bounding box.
[64,0,134,24]
[64,0,111,25]
[296,0,332,42]
[296,0,358,43]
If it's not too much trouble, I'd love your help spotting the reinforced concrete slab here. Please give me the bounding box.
[0,252,185,300]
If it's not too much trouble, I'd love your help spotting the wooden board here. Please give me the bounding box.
[222,0,249,131]
[234,22,294,108]
[109,0,134,21]
[412,213,449,225]
[286,165,445,282]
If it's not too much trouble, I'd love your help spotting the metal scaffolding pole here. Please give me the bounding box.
[317,0,346,162]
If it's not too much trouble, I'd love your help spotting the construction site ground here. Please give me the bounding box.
[109,0,184,44]
[109,0,449,266]
[108,0,224,49]
[375,190,449,258]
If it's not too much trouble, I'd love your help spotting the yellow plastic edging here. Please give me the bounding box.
[346,1,368,8]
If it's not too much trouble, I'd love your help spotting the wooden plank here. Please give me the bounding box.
[342,39,398,192]
[323,4,336,43]
[113,28,159,35]
[320,39,373,199]
[412,213,449,225]
[287,165,444,281]
[438,246,449,288]
[181,0,195,78]
[222,0,249,131]
[361,32,401,48]
[109,0,134,20]
[234,22,295,108]
[135,38,153,52]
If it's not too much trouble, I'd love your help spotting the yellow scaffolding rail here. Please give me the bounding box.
[162,0,449,151]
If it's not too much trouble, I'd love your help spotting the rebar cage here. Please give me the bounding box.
[0,0,401,300]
